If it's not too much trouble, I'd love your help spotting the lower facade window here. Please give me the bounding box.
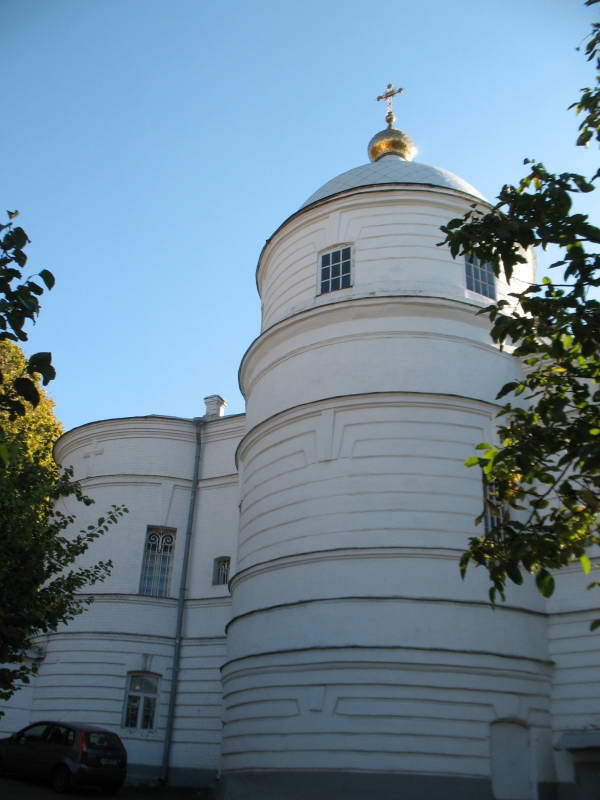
[140,526,176,597]
[465,254,496,299]
[320,247,351,294]
[124,673,159,730]
[213,556,231,585]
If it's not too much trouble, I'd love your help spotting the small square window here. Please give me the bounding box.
[465,254,496,299]
[213,556,231,586]
[320,247,352,294]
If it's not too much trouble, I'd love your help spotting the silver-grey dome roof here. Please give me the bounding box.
[301,155,485,208]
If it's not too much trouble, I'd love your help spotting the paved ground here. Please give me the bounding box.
[0,777,214,799]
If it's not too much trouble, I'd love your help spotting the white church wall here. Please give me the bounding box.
[228,387,552,789]
[545,563,600,786]
[241,297,524,430]
[221,650,551,783]
[55,417,197,483]
[257,189,535,332]
[167,638,228,780]
[53,416,198,596]
[236,394,519,566]
[490,721,535,800]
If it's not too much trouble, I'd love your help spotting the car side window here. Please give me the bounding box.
[47,726,62,744]
[20,723,49,742]
[47,725,72,745]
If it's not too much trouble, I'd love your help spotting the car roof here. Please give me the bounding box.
[24,720,119,733]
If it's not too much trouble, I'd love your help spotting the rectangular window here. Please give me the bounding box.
[124,673,159,730]
[483,478,505,535]
[465,254,496,299]
[213,556,231,585]
[140,526,176,597]
[320,247,351,294]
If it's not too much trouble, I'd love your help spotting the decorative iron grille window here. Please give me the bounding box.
[213,556,231,586]
[139,526,176,597]
[465,254,496,299]
[483,478,505,535]
[320,247,351,294]
[124,673,158,730]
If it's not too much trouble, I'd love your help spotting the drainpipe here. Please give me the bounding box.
[160,416,204,784]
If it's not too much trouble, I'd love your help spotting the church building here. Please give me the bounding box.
[2,90,599,799]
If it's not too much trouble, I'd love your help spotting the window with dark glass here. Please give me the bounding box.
[124,673,159,730]
[213,556,231,586]
[465,254,496,299]
[139,526,176,598]
[320,247,351,294]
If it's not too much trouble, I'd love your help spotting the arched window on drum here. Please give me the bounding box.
[139,526,176,597]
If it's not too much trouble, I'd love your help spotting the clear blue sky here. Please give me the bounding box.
[4,0,598,430]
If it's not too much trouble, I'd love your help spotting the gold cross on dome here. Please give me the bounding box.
[376,83,404,126]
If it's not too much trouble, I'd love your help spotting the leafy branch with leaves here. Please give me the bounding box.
[0,210,56,463]
[440,8,600,623]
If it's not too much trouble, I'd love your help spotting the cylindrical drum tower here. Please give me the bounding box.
[222,118,548,800]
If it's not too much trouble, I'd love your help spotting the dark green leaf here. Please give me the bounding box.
[13,377,40,406]
[507,564,523,585]
[38,269,55,290]
[535,570,555,598]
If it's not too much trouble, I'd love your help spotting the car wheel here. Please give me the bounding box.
[51,764,72,794]
[100,783,122,796]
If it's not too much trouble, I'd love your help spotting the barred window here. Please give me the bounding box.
[483,478,505,535]
[124,673,159,730]
[213,556,231,586]
[140,526,176,597]
[320,247,351,294]
[465,254,496,299]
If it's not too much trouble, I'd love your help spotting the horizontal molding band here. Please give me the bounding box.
[235,390,498,468]
[238,294,509,396]
[224,594,547,635]
[230,545,464,589]
[220,642,554,674]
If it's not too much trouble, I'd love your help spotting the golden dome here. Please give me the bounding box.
[368,122,416,162]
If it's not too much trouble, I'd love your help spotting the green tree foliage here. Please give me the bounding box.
[0,211,56,462]
[440,8,600,617]
[0,341,126,701]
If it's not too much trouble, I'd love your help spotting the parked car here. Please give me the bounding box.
[0,720,127,794]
